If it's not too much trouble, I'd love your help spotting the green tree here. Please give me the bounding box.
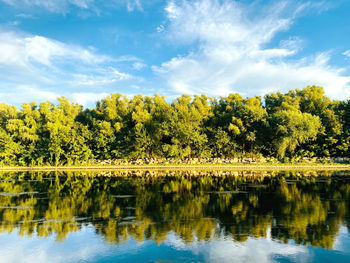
[164,95,213,158]
[270,110,321,158]
[296,86,343,156]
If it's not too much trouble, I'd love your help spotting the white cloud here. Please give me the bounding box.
[115,55,142,62]
[157,24,165,33]
[0,85,59,105]
[343,50,350,58]
[70,69,131,86]
[71,92,109,106]
[132,62,147,70]
[154,0,350,99]
[126,0,143,12]
[0,31,110,69]
[163,0,293,46]
[8,20,20,26]
[0,0,145,14]
[0,30,139,106]
[15,13,35,18]
[2,0,96,13]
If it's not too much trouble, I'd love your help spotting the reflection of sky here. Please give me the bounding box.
[0,226,350,263]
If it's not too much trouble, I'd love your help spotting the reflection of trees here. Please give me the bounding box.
[0,170,349,248]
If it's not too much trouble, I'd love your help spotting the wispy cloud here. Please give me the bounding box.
[343,50,350,58]
[0,0,145,14]
[153,0,350,99]
[126,0,143,12]
[70,70,132,87]
[0,30,138,106]
[132,62,147,70]
[71,92,109,105]
[15,13,35,18]
[0,85,59,105]
[0,32,110,67]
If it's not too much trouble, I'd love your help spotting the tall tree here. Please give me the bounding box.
[270,110,321,158]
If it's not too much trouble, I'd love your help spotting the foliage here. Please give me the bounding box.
[0,86,348,165]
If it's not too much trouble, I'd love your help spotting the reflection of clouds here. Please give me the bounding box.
[165,228,311,263]
[203,238,309,263]
[1,226,349,263]
[0,226,116,263]
[0,225,149,263]
[0,227,107,263]
[333,226,350,253]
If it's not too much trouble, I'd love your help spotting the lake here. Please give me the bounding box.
[0,170,350,263]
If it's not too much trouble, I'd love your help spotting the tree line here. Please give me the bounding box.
[0,85,349,165]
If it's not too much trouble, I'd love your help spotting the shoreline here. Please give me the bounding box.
[1,163,350,171]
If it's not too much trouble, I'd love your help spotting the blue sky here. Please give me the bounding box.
[0,0,349,107]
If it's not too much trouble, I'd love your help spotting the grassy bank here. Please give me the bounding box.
[1,163,350,171]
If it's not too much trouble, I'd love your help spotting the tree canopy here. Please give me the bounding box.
[0,86,349,165]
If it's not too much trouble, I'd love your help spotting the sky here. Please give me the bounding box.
[0,0,349,107]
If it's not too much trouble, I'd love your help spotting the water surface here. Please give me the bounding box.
[0,170,350,263]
